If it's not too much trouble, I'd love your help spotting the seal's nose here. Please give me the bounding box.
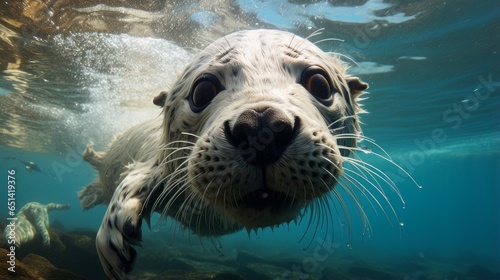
[224,107,300,166]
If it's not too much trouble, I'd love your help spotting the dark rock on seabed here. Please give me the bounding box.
[0,248,86,280]
[0,226,106,279]
[347,265,403,280]
[466,265,500,280]
[1,224,499,280]
[21,253,87,280]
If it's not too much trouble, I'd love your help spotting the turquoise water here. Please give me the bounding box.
[0,1,499,279]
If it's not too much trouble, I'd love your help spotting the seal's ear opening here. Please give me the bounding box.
[153,91,168,107]
[346,77,368,99]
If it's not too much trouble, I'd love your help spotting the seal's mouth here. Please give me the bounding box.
[236,187,296,212]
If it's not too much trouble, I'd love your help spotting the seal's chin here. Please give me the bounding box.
[228,187,304,228]
[236,187,295,211]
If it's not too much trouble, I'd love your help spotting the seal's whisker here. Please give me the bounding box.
[181,192,211,250]
[160,136,197,145]
[323,154,378,233]
[330,126,347,134]
[337,145,417,203]
[325,191,345,237]
[316,194,327,232]
[156,174,190,218]
[336,133,392,159]
[298,201,313,241]
[154,145,195,171]
[320,140,402,206]
[356,149,420,190]
[184,192,205,239]
[316,193,334,248]
[341,168,391,219]
[156,155,190,173]
[322,193,337,245]
[337,175,374,237]
[223,35,232,49]
[210,236,224,257]
[315,198,327,242]
[150,158,196,215]
[180,132,203,140]
[304,28,325,41]
[159,142,196,150]
[142,161,186,214]
[341,162,391,225]
[327,51,360,68]
[332,166,372,233]
[334,131,368,141]
[293,28,324,53]
[185,193,202,233]
[206,201,219,238]
[340,151,387,195]
[212,39,233,60]
[287,33,296,49]
[344,156,404,204]
[347,158,389,212]
[327,115,353,128]
[167,181,193,223]
[313,38,344,46]
[330,183,354,240]
[184,188,206,235]
[303,202,318,250]
[299,171,332,250]
[167,176,209,237]
[146,159,190,211]
[193,34,226,56]
[322,192,333,233]
[297,173,321,247]
[286,178,300,212]
[234,190,243,216]
[196,178,222,236]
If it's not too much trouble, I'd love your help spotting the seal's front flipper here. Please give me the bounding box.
[95,165,153,279]
[96,202,140,279]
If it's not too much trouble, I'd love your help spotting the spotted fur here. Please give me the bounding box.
[3,202,70,247]
[80,29,370,279]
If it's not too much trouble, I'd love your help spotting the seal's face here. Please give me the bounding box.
[158,29,367,229]
[93,30,374,279]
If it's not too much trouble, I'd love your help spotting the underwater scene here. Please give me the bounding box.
[0,0,499,279]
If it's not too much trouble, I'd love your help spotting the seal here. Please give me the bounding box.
[79,29,371,279]
[3,202,70,247]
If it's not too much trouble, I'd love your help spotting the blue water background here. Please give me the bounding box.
[0,0,499,275]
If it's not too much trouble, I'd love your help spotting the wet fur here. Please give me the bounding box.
[77,29,398,279]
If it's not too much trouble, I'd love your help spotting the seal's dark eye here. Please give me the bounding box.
[300,66,334,106]
[190,74,223,112]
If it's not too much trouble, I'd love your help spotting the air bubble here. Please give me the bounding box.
[360,145,372,154]
[399,222,405,227]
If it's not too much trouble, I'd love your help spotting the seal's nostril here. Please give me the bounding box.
[224,107,300,166]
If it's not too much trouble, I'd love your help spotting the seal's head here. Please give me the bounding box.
[154,29,367,230]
